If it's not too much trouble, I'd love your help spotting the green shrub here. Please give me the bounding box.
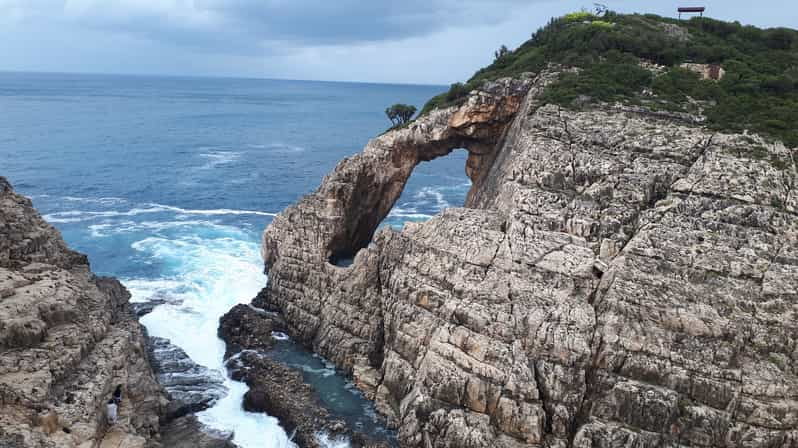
[591,20,615,29]
[419,81,480,116]
[446,82,469,102]
[418,11,798,147]
[564,11,594,22]
[385,104,417,127]
[541,59,652,105]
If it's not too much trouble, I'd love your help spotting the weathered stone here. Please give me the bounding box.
[147,337,227,420]
[156,415,236,448]
[218,303,394,448]
[0,178,228,447]
[0,177,166,447]
[255,70,798,447]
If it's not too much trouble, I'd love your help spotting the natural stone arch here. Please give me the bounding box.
[262,77,533,273]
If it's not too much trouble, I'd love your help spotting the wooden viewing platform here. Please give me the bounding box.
[678,6,705,18]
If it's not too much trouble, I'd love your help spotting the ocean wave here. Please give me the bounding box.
[315,432,350,448]
[271,331,290,341]
[43,203,277,223]
[263,142,306,153]
[415,186,451,211]
[62,196,128,205]
[32,195,127,206]
[124,232,295,447]
[123,278,195,304]
[198,151,242,169]
[387,206,433,220]
[288,363,336,377]
[88,219,244,238]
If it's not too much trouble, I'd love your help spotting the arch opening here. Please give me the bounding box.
[328,249,356,268]
[382,148,471,229]
[325,148,474,268]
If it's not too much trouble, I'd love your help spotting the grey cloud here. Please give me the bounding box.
[202,1,528,44]
[43,0,534,55]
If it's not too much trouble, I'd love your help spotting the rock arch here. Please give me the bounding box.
[262,77,533,273]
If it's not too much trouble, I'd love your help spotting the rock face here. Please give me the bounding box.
[0,178,232,448]
[219,302,392,448]
[148,337,228,420]
[158,415,235,448]
[0,178,165,447]
[258,72,798,447]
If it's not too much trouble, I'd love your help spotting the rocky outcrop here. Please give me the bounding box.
[158,415,235,448]
[0,178,232,448]
[0,177,165,447]
[256,71,798,447]
[219,303,393,448]
[148,337,227,420]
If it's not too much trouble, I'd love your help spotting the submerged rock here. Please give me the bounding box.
[147,336,228,419]
[158,415,236,448]
[219,302,285,358]
[219,303,394,448]
[255,70,798,448]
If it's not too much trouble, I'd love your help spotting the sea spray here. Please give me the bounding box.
[127,226,296,447]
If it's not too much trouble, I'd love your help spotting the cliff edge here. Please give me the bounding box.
[254,62,797,448]
[0,178,228,448]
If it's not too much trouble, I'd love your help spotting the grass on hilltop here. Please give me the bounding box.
[420,11,798,147]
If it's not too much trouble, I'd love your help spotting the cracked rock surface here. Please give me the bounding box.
[0,178,231,448]
[0,177,165,448]
[257,71,798,447]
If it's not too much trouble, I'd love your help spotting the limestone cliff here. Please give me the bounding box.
[254,69,798,448]
[0,178,230,448]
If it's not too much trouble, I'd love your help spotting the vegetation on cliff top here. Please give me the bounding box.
[385,103,417,128]
[420,11,798,147]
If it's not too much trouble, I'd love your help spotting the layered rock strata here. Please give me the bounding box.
[148,337,227,420]
[0,177,164,447]
[0,178,231,448]
[219,302,393,448]
[256,72,798,447]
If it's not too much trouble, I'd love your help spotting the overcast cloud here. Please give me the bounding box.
[1,0,796,84]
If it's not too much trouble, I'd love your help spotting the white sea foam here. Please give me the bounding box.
[43,203,276,223]
[314,432,350,448]
[126,231,297,448]
[62,196,127,205]
[248,303,277,316]
[271,331,290,341]
[387,206,432,220]
[199,151,242,169]
[263,143,306,153]
[415,186,450,211]
[293,364,336,378]
[88,220,240,238]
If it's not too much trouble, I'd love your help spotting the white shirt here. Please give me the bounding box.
[106,403,118,423]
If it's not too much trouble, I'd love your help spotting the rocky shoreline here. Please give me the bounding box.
[254,70,798,447]
[0,177,233,448]
[218,301,395,448]
[2,65,796,448]
[0,173,400,448]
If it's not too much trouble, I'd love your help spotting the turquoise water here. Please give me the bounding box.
[0,72,469,446]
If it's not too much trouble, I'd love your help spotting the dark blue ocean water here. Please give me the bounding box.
[0,72,469,447]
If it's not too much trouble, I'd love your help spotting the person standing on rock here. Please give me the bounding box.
[106,399,118,425]
[112,385,122,405]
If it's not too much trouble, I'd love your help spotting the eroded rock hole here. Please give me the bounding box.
[381,148,471,229]
[328,249,356,268]
[326,148,474,268]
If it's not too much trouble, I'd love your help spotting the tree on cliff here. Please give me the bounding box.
[494,45,510,61]
[385,104,417,127]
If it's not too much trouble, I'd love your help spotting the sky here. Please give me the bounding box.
[1,0,796,85]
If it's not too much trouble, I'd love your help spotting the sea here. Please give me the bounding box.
[0,71,471,447]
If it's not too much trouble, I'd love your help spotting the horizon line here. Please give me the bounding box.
[0,68,448,88]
